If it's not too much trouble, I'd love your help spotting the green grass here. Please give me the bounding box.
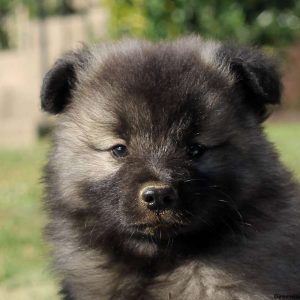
[0,141,59,300]
[0,123,299,299]
[265,123,300,181]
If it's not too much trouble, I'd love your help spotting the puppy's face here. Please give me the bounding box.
[42,37,281,255]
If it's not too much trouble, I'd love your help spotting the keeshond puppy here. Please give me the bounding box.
[41,37,300,300]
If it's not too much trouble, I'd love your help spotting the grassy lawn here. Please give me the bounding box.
[265,123,300,180]
[0,141,59,300]
[0,123,299,299]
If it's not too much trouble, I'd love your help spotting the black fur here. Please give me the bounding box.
[60,282,76,300]
[41,48,90,114]
[42,37,300,300]
[218,44,281,121]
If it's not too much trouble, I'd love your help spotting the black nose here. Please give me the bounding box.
[141,185,178,211]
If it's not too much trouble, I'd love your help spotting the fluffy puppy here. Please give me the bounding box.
[41,36,300,300]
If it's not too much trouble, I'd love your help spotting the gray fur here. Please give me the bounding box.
[41,36,300,300]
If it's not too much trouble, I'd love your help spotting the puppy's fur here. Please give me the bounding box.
[41,37,300,300]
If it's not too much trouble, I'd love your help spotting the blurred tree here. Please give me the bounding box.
[0,0,14,48]
[0,0,77,49]
[22,0,76,18]
[104,0,300,46]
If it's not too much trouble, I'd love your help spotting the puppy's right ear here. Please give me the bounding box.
[217,44,281,122]
[41,49,89,114]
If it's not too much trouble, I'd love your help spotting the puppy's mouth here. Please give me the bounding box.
[128,216,192,237]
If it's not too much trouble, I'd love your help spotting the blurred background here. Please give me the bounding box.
[0,0,299,299]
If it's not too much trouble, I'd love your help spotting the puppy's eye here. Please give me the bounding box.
[187,143,207,158]
[111,144,128,158]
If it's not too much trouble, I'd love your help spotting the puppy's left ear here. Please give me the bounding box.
[41,48,90,114]
[218,45,282,122]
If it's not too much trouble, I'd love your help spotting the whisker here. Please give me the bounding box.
[220,218,236,236]
[183,178,207,183]
[243,222,253,228]
[198,185,245,224]
[89,223,96,247]
[182,209,195,218]
[217,199,228,203]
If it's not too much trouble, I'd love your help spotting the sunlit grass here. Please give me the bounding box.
[0,123,299,299]
[265,123,300,181]
[0,141,59,300]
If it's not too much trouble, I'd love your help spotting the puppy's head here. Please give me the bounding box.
[42,37,281,256]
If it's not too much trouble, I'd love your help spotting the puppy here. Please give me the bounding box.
[41,36,300,300]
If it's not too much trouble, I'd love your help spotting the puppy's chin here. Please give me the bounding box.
[120,223,192,257]
[122,232,160,257]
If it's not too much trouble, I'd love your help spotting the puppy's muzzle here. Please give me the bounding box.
[139,182,178,211]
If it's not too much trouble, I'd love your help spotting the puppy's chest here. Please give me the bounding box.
[148,266,265,300]
[94,262,267,300]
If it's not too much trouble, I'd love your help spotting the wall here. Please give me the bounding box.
[0,4,107,147]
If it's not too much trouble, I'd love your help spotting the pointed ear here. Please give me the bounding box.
[41,49,90,114]
[218,45,282,122]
